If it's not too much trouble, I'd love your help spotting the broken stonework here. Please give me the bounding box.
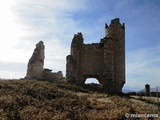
[26,41,45,79]
[66,18,125,93]
[43,69,65,82]
[25,41,65,82]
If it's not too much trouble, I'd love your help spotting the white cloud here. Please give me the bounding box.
[0,0,88,78]
[0,1,27,62]
[44,38,70,75]
[126,46,160,90]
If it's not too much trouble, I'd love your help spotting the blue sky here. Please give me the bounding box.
[0,0,159,91]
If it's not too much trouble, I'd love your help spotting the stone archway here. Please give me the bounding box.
[85,78,100,84]
[83,75,102,85]
[84,76,103,91]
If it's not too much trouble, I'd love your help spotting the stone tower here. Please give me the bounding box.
[145,84,150,96]
[66,18,125,93]
[26,41,45,79]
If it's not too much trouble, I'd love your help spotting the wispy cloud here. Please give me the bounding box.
[126,46,160,90]
[44,39,69,74]
[3,0,88,78]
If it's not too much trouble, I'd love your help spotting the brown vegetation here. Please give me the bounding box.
[0,80,159,119]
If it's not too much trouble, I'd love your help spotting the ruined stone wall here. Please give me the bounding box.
[66,18,125,93]
[51,71,64,81]
[106,18,125,92]
[43,69,64,82]
[81,44,103,82]
[26,41,65,82]
[66,55,76,82]
[102,38,114,91]
[66,33,83,83]
[26,41,45,79]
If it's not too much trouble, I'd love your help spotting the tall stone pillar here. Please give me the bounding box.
[145,84,150,96]
[25,41,45,79]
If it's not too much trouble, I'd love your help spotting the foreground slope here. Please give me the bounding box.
[0,80,159,119]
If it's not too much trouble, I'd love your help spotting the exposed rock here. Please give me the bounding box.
[25,41,45,79]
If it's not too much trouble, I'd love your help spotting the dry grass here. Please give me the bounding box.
[131,95,160,103]
[0,80,159,120]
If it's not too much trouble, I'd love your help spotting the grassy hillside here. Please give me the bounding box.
[0,80,159,120]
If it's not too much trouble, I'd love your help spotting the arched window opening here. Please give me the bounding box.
[85,78,100,84]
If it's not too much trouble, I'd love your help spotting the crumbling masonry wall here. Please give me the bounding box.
[26,41,45,79]
[66,18,125,93]
[25,41,65,82]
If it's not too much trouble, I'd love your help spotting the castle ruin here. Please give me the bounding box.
[25,41,65,82]
[26,41,45,79]
[66,18,125,93]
